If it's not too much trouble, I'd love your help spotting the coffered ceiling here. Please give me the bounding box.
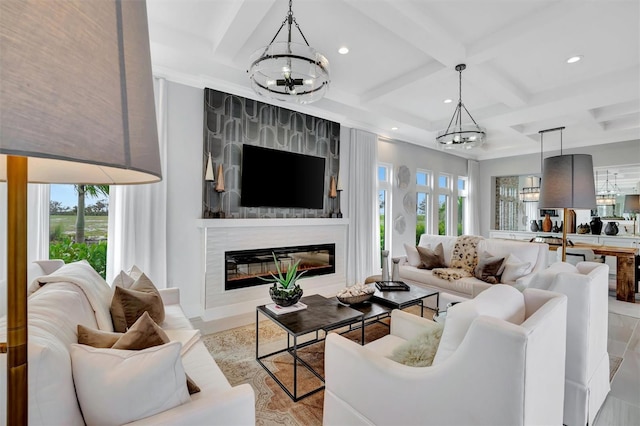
[147,0,640,160]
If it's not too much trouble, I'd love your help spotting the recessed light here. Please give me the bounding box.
[338,46,349,55]
[566,55,582,64]
[391,127,398,130]
[444,99,452,104]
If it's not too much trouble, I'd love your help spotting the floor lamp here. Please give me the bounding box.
[624,194,640,236]
[537,129,596,262]
[0,2,162,424]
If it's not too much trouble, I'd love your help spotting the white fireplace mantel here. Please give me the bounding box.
[197,218,350,323]
[196,218,349,229]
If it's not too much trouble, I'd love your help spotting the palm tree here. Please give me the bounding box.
[74,185,109,243]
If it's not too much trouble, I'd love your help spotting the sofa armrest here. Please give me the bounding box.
[159,288,180,306]
[125,384,255,426]
[389,309,440,341]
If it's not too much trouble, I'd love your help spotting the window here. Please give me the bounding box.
[416,170,431,244]
[49,184,110,278]
[457,177,468,236]
[377,164,392,260]
[438,173,451,235]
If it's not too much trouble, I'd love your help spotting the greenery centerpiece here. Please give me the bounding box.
[261,253,306,307]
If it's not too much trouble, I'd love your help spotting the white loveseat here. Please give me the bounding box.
[0,260,255,425]
[399,234,549,307]
[324,285,568,425]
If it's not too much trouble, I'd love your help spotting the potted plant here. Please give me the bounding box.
[261,253,306,307]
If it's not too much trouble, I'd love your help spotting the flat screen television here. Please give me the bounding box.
[241,145,326,209]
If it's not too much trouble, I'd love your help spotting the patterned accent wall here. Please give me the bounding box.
[203,88,340,218]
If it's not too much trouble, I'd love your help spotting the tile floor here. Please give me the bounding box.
[593,298,640,425]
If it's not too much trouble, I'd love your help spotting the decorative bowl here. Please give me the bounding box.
[337,293,373,305]
[269,286,303,307]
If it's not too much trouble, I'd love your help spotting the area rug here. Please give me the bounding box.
[202,315,393,426]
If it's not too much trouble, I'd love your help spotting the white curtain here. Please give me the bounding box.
[106,77,168,286]
[467,159,480,235]
[346,129,378,284]
[28,184,50,262]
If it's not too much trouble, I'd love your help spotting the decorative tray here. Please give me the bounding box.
[375,281,410,291]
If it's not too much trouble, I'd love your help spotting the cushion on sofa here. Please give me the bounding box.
[388,323,444,367]
[417,235,458,266]
[81,312,200,394]
[70,342,191,426]
[433,285,525,365]
[111,273,165,332]
[404,243,422,267]
[77,324,123,348]
[417,244,446,270]
[501,254,532,283]
[474,251,505,284]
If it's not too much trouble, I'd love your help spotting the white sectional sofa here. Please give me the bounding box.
[0,260,255,426]
[399,234,549,307]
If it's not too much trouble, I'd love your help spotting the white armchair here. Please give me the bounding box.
[323,285,568,426]
[529,261,610,425]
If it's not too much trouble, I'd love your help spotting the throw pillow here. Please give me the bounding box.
[500,254,532,283]
[417,243,446,270]
[112,270,135,289]
[112,311,170,350]
[77,324,123,348]
[474,251,505,284]
[79,312,200,394]
[388,323,444,367]
[403,243,422,267]
[110,272,165,332]
[70,342,191,425]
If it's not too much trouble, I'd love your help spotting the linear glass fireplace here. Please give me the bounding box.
[225,243,335,291]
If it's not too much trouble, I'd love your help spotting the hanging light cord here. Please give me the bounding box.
[264,0,310,50]
[443,65,483,135]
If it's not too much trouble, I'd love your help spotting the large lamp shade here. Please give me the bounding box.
[0,1,161,424]
[624,194,640,214]
[538,154,596,209]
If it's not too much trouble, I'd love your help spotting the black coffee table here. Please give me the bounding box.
[371,284,439,317]
[256,294,363,401]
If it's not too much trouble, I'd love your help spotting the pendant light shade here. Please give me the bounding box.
[248,0,330,104]
[437,64,486,150]
[538,154,596,209]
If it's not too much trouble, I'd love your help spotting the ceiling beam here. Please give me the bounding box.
[359,62,446,104]
[466,1,576,64]
[210,0,277,64]
[464,64,529,108]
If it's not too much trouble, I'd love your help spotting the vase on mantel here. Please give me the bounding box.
[542,214,552,232]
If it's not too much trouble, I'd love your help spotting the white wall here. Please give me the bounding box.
[377,138,468,258]
[165,81,204,317]
[478,140,640,238]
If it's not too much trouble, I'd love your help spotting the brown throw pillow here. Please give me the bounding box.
[112,311,170,350]
[417,243,446,270]
[79,312,200,395]
[474,252,505,284]
[111,273,165,332]
[77,325,123,348]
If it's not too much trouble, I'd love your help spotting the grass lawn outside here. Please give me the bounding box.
[50,215,108,239]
